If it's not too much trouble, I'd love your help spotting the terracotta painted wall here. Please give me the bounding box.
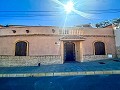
[82,36,116,56]
[0,26,116,57]
[0,36,61,56]
[0,26,59,35]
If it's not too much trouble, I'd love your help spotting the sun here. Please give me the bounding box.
[64,1,74,14]
[52,0,94,18]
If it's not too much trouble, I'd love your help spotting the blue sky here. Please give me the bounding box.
[0,0,120,27]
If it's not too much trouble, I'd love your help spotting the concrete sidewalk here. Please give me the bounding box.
[0,59,120,77]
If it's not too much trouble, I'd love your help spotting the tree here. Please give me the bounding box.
[112,18,120,27]
[95,18,120,28]
[95,23,100,28]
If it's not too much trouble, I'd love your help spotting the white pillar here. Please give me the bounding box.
[61,41,64,63]
[80,41,83,62]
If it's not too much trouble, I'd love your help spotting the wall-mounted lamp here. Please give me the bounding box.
[52,29,55,33]
[12,30,16,33]
[26,30,29,33]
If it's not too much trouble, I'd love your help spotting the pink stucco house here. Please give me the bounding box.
[0,25,117,66]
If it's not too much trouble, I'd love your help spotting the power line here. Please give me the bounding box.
[0,14,59,17]
[0,10,59,12]
[0,9,119,18]
[82,9,120,11]
[0,10,119,17]
[0,11,119,17]
[0,9,120,12]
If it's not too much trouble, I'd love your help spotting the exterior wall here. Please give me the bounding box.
[0,26,117,66]
[0,36,60,56]
[61,28,116,62]
[82,28,116,61]
[114,28,120,58]
[75,41,80,62]
[0,55,62,67]
[82,36,116,61]
[0,26,59,35]
[83,55,110,61]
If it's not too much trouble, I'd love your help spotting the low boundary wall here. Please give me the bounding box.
[0,55,62,67]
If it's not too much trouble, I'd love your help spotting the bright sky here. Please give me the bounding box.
[0,0,120,27]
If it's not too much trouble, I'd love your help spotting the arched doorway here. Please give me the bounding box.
[15,41,27,56]
[64,42,75,62]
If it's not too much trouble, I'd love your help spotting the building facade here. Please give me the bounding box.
[0,25,117,66]
[114,26,120,58]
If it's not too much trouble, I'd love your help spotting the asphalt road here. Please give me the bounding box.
[0,75,120,90]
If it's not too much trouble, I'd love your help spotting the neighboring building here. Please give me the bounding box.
[114,24,120,58]
[0,25,116,66]
[0,25,3,29]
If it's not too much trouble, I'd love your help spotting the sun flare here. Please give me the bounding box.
[64,1,74,14]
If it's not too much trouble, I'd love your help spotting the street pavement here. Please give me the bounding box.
[0,74,120,90]
[0,59,120,77]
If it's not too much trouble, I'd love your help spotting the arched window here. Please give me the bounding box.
[94,42,105,55]
[15,41,27,56]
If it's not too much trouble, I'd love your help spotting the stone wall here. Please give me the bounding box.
[83,55,115,62]
[0,55,62,67]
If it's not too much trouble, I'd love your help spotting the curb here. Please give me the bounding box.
[0,70,120,77]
